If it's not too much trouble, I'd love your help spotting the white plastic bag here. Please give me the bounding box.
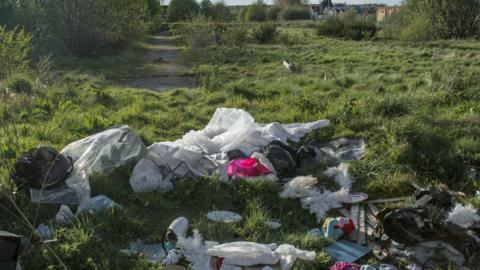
[207,242,280,267]
[129,159,173,193]
[274,244,316,270]
[62,125,146,175]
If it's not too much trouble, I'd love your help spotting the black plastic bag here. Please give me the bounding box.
[13,146,73,189]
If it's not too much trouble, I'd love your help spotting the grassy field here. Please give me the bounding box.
[1,25,480,269]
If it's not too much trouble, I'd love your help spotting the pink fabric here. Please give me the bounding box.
[330,262,361,270]
[227,158,272,177]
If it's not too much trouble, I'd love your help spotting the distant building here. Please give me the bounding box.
[376,6,401,22]
[310,2,348,19]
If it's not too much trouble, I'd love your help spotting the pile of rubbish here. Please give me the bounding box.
[120,217,316,270]
[6,108,480,270]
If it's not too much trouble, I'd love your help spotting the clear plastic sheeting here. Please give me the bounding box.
[129,159,173,193]
[311,138,365,165]
[31,126,146,204]
[143,108,330,183]
[119,239,167,264]
[62,125,146,175]
[76,195,121,215]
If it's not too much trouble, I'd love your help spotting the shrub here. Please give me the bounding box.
[238,7,248,21]
[316,14,376,40]
[211,2,231,22]
[316,16,344,37]
[380,0,480,41]
[41,0,149,57]
[167,0,200,22]
[200,0,213,17]
[245,2,267,22]
[177,15,215,48]
[0,26,32,79]
[5,74,34,94]
[279,6,311,21]
[399,14,436,42]
[266,6,282,21]
[251,23,278,43]
[219,25,249,47]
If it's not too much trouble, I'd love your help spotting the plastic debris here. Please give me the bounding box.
[207,211,242,223]
[266,220,282,230]
[330,262,360,270]
[274,244,316,270]
[208,242,280,267]
[168,217,189,239]
[310,138,365,165]
[446,204,480,229]
[54,205,74,225]
[323,163,353,189]
[0,231,22,270]
[31,126,146,204]
[301,187,351,223]
[325,240,372,263]
[280,175,318,199]
[177,229,217,270]
[77,195,121,215]
[35,224,53,241]
[164,249,182,265]
[227,158,272,178]
[321,217,356,240]
[120,239,166,263]
[130,158,173,193]
[143,108,330,181]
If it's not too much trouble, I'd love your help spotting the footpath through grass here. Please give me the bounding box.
[1,26,480,269]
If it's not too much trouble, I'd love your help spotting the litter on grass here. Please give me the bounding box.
[207,211,242,223]
[54,205,74,225]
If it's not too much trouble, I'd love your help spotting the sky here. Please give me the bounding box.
[171,0,403,6]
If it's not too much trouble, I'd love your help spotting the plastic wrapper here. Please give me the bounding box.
[31,126,146,204]
[129,159,173,193]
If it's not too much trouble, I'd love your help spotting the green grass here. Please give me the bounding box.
[1,24,480,269]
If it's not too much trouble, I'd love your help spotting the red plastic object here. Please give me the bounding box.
[227,158,272,178]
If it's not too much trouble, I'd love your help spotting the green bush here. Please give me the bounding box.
[175,15,215,48]
[41,0,149,57]
[0,26,32,79]
[279,6,311,21]
[266,6,282,21]
[251,23,278,43]
[219,25,249,47]
[167,0,200,22]
[316,14,376,40]
[399,14,436,42]
[245,2,267,22]
[5,74,34,94]
[380,0,480,41]
[211,2,232,22]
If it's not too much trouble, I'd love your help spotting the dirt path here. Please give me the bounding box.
[120,31,194,91]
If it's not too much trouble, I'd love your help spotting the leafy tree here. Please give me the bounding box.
[321,0,333,9]
[200,0,213,17]
[0,26,32,79]
[168,0,200,21]
[212,2,231,21]
[245,1,267,22]
[274,0,302,8]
